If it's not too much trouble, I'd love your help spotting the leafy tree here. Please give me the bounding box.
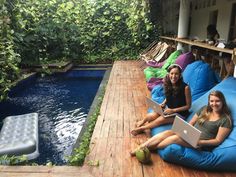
[74,0,159,62]
[12,0,82,65]
[11,0,159,64]
[0,0,160,100]
[0,0,20,101]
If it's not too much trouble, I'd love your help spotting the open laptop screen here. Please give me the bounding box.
[146,97,178,118]
[172,115,201,148]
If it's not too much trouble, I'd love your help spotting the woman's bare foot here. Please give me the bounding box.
[130,150,136,156]
[135,120,145,127]
[130,146,141,156]
[131,128,144,136]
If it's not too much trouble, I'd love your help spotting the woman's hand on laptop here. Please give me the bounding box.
[160,99,166,109]
[195,141,203,149]
[163,108,175,115]
[160,102,166,109]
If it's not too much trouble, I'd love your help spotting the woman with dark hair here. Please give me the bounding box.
[130,90,232,155]
[131,64,192,136]
[207,24,220,43]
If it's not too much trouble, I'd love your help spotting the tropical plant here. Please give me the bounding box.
[74,0,159,62]
[0,155,27,165]
[11,0,81,65]
[11,0,159,64]
[0,0,20,101]
[1,0,160,98]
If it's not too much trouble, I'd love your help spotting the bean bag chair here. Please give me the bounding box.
[150,60,220,108]
[174,51,194,71]
[143,67,159,81]
[161,50,182,70]
[146,60,166,68]
[152,77,236,171]
[147,78,164,91]
[151,84,165,104]
[144,50,182,81]
[147,52,194,91]
[147,84,165,115]
[183,60,220,101]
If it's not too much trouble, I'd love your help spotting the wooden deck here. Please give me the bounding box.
[83,61,235,177]
[0,61,235,176]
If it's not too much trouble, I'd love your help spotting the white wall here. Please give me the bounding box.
[190,0,236,41]
[217,0,236,40]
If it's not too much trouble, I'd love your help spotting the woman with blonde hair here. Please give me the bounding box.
[131,90,232,155]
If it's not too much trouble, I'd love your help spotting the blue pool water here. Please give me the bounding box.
[0,70,105,165]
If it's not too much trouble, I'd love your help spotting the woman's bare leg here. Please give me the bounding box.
[131,116,175,136]
[130,130,175,155]
[136,112,159,127]
[157,134,191,149]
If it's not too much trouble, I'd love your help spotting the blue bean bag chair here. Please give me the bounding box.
[151,60,220,105]
[182,60,220,101]
[151,84,165,104]
[151,77,236,171]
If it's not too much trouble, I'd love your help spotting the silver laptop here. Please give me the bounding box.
[146,97,177,118]
[172,115,201,148]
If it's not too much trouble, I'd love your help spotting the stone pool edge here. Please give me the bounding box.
[71,66,112,152]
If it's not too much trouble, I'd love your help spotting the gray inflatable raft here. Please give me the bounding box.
[0,113,39,160]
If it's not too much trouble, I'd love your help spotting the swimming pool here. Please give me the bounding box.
[0,69,106,165]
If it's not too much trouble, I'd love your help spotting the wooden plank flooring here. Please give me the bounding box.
[83,61,235,177]
[0,61,235,177]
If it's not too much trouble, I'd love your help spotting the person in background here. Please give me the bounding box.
[130,90,232,156]
[131,64,191,136]
[200,24,220,63]
[206,24,220,45]
[191,24,220,61]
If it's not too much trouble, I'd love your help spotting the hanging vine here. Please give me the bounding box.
[0,0,160,100]
[0,0,20,101]
[11,0,159,64]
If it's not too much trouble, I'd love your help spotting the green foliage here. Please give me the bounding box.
[67,86,106,166]
[12,0,81,64]
[0,0,160,165]
[0,155,28,165]
[71,0,160,61]
[11,0,159,64]
[0,0,160,100]
[0,0,20,101]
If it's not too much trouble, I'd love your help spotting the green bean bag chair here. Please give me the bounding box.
[144,50,182,81]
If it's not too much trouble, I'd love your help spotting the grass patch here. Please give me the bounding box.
[0,155,28,165]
